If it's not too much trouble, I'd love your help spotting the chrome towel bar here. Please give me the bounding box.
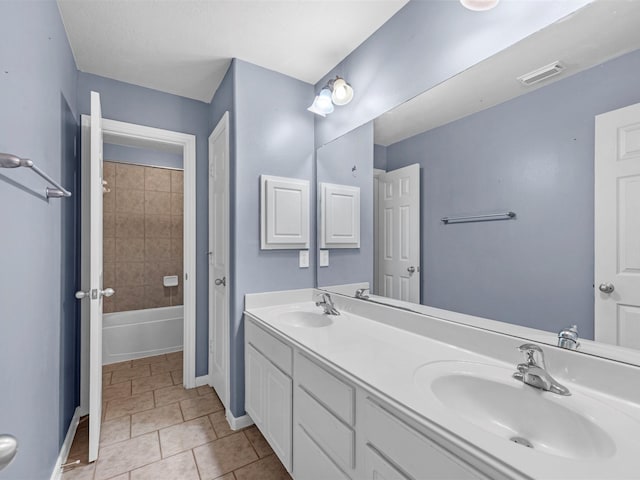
[441,211,515,224]
[0,152,72,198]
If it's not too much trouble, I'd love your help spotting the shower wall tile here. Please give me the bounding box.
[116,163,145,190]
[145,168,171,192]
[104,161,184,313]
[145,191,171,215]
[170,170,183,193]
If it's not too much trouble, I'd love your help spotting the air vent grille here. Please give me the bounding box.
[517,61,565,86]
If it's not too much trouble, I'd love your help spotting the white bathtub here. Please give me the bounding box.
[103,305,183,365]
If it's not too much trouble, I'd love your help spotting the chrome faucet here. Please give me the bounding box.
[355,287,370,300]
[316,293,340,315]
[557,325,579,350]
[513,344,570,396]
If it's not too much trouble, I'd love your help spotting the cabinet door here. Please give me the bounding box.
[265,364,292,471]
[365,445,410,480]
[245,344,266,427]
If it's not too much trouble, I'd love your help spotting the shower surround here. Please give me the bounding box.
[103,161,184,313]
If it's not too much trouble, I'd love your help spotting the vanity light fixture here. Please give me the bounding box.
[460,0,499,11]
[307,76,353,116]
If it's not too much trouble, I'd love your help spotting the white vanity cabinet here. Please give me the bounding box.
[245,314,487,480]
[245,320,293,472]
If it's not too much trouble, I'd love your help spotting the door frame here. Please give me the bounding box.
[79,116,197,413]
[208,112,230,412]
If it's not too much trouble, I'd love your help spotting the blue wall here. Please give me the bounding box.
[77,72,211,375]
[386,49,640,339]
[317,122,374,288]
[0,1,78,478]
[374,144,387,171]
[229,60,315,416]
[314,0,590,146]
[103,144,183,169]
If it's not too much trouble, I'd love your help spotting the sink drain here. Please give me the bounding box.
[510,436,534,449]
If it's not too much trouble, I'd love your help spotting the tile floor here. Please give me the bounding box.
[63,351,291,480]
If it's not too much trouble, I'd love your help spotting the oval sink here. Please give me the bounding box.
[279,311,333,328]
[414,361,620,459]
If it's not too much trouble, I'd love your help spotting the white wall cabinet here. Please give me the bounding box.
[260,175,310,250]
[245,315,485,479]
[245,323,293,471]
[320,182,361,248]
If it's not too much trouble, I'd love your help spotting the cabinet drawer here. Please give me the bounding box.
[294,424,350,480]
[364,445,410,480]
[364,399,479,480]
[296,353,354,425]
[297,386,355,472]
[246,318,292,375]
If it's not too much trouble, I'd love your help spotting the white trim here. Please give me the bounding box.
[195,375,210,387]
[50,408,81,480]
[226,410,254,430]
[373,168,386,176]
[80,115,198,413]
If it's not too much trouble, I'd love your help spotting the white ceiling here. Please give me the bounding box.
[375,0,640,146]
[57,0,408,103]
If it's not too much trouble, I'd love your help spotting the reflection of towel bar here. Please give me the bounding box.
[441,211,515,224]
[0,152,72,198]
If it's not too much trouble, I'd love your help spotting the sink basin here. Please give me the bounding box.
[414,361,622,459]
[278,311,333,328]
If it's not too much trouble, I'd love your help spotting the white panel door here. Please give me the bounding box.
[208,113,229,410]
[377,164,420,303]
[265,364,292,471]
[245,344,266,427]
[595,102,640,349]
[88,91,105,462]
[320,183,361,248]
[260,175,310,249]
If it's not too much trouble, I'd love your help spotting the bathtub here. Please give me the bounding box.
[103,305,183,365]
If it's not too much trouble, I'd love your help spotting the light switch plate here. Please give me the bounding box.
[299,250,309,268]
[319,250,329,267]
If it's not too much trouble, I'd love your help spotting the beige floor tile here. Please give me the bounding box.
[131,403,183,437]
[131,372,173,394]
[103,372,113,386]
[193,432,258,480]
[154,385,199,407]
[165,351,183,362]
[95,432,161,480]
[180,393,223,421]
[132,354,167,366]
[159,416,217,458]
[105,391,155,421]
[106,474,129,480]
[212,474,234,480]
[130,450,199,480]
[150,357,182,375]
[61,462,95,480]
[103,381,132,402]
[233,454,291,480]
[111,364,151,384]
[170,369,183,385]
[244,426,274,458]
[104,360,132,373]
[197,385,214,396]
[100,416,131,446]
[209,411,234,439]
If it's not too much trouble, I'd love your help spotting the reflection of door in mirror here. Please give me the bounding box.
[373,164,420,302]
[595,102,640,350]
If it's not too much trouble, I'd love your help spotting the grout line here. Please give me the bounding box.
[191,448,202,480]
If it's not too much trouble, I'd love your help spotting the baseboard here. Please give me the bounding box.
[195,375,209,387]
[50,407,81,480]
[226,410,254,430]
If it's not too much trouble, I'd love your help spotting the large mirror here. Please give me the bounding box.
[316,2,640,365]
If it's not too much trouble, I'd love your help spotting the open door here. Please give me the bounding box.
[77,91,112,462]
[208,112,230,411]
[376,164,421,303]
[595,102,640,349]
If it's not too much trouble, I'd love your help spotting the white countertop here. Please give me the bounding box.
[245,290,640,480]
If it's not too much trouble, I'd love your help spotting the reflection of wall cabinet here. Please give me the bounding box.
[320,182,360,248]
[245,315,487,479]
[245,321,293,471]
[260,175,310,250]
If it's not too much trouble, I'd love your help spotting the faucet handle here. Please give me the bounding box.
[518,344,546,368]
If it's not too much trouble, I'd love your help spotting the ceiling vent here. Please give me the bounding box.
[517,61,565,86]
